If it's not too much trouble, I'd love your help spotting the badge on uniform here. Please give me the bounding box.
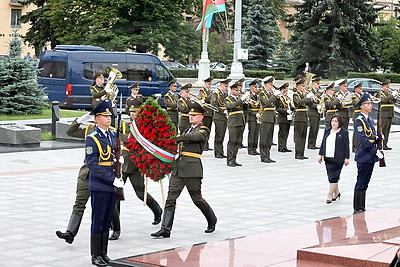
[86,146,93,154]
[357,126,363,132]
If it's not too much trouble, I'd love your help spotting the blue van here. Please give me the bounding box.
[38,45,176,109]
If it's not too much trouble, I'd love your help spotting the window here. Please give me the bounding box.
[155,64,171,82]
[11,9,21,28]
[39,61,66,79]
[84,63,127,80]
[126,63,153,81]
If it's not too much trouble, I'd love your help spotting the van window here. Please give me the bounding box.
[39,60,66,78]
[127,63,153,81]
[84,62,127,80]
[155,64,170,82]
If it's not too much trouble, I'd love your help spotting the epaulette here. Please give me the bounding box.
[356,115,363,120]
[88,131,98,137]
[109,126,117,131]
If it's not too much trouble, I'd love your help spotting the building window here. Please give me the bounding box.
[11,9,21,28]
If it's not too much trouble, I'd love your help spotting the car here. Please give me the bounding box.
[210,62,227,71]
[163,61,187,69]
[186,63,199,70]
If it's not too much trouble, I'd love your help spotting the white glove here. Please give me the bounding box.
[286,110,292,114]
[274,90,280,96]
[392,91,398,98]
[223,110,228,115]
[77,113,92,123]
[114,156,124,164]
[376,150,384,159]
[306,92,314,99]
[256,113,261,119]
[240,94,247,101]
[317,104,322,110]
[153,93,162,98]
[113,177,124,188]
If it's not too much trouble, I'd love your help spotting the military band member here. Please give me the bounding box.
[151,101,217,238]
[225,83,246,167]
[198,77,214,151]
[378,79,397,150]
[324,82,341,127]
[247,79,261,155]
[353,93,383,214]
[236,78,247,149]
[211,78,231,158]
[259,76,278,163]
[307,77,322,149]
[293,78,312,159]
[276,83,292,153]
[90,71,106,108]
[125,82,144,114]
[164,78,180,130]
[178,83,192,134]
[85,100,123,266]
[335,79,351,129]
[351,82,363,152]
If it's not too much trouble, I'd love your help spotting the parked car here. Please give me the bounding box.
[186,63,199,70]
[163,61,187,69]
[210,62,227,71]
[329,78,382,95]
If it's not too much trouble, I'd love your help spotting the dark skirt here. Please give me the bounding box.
[325,158,344,183]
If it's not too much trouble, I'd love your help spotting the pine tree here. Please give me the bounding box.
[0,34,47,115]
[242,0,281,70]
[271,40,293,74]
[288,0,382,78]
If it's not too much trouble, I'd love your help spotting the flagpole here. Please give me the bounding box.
[229,0,245,80]
[196,25,210,86]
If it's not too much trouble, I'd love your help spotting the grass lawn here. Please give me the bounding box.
[0,108,86,121]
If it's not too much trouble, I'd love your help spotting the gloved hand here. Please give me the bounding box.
[256,113,261,119]
[153,93,162,98]
[114,156,124,164]
[317,105,322,110]
[273,90,280,96]
[376,150,384,159]
[223,110,228,115]
[286,110,292,114]
[113,177,124,188]
[306,92,314,99]
[392,91,399,98]
[77,112,92,123]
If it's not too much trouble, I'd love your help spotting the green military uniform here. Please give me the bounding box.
[164,91,179,130]
[351,92,362,152]
[275,83,292,152]
[178,97,191,134]
[259,88,277,162]
[335,90,351,129]
[199,77,214,151]
[225,94,246,166]
[324,93,341,127]
[151,102,217,238]
[90,84,107,108]
[293,84,310,159]
[236,78,247,149]
[307,87,322,149]
[247,90,260,155]
[378,88,396,150]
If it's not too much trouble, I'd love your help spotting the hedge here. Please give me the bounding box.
[170,69,286,80]
[348,72,400,83]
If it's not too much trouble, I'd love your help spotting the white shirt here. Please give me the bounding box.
[325,129,337,158]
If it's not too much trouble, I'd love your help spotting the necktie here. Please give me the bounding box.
[105,131,111,144]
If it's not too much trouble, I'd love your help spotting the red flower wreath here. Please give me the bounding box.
[125,98,177,181]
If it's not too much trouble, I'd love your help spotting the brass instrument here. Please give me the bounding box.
[102,67,122,102]
[304,71,316,93]
[339,92,353,106]
[317,93,327,114]
[189,93,219,112]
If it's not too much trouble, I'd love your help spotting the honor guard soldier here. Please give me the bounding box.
[225,82,246,167]
[164,78,180,130]
[247,79,261,155]
[307,76,322,149]
[259,76,279,163]
[236,78,247,149]
[276,83,293,153]
[90,71,106,108]
[351,82,363,152]
[151,101,217,238]
[378,79,397,150]
[178,83,192,134]
[293,78,312,159]
[353,93,383,214]
[211,78,231,158]
[56,112,96,244]
[198,77,214,151]
[85,100,123,266]
[323,82,341,126]
[125,82,144,114]
[335,79,351,129]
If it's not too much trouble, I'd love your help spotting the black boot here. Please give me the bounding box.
[353,191,363,214]
[201,206,217,233]
[109,205,120,240]
[91,234,107,266]
[101,231,110,264]
[147,200,162,225]
[151,209,174,238]
[56,213,82,244]
[360,191,366,212]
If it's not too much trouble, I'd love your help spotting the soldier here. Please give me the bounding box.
[125,82,144,114]
[335,79,351,129]
[293,78,312,160]
[236,78,247,149]
[378,79,398,150]
[151,101,217,238]
[211,78,231,158]
[259,76,279,163]
[178,83,192,134]
[307,77,322,149]
[351,82,363,152]
[56,113,95,244]
[164,78,179,130]
[324,82,341,127]
[85,100,123,266]
[198,77,214,151]
[90,71,107,108]
[276,83,292,153]
[225,82,246,167]
[353,93,383,214]
[247,79,261,155]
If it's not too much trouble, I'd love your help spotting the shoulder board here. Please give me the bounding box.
[109,126,117,131]
[356,115,363,120]
[88,131,98,137]
[138,94,143,96]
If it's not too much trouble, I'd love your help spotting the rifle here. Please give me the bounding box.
[376,101,386,167]
[115,94,125,200]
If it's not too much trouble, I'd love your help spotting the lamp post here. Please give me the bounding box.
[229,0,245,80]
[196,28,211,85]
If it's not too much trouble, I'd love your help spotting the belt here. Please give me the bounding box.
[249,108,259,111]
[167,107,177,110]
[354,109,361,112]
[263,108,275,111]
[220,107,227,110]
[228,111,244,116]
[340,106,350,109]
[180,152,201,158]
[98,161,114,166]
[295,109,307,111]
[326,110,337,113]
[180,114,190,117]
[368,139,375,143]
[381,104,394,107]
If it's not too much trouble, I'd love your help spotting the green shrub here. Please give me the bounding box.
[348,72,400,83]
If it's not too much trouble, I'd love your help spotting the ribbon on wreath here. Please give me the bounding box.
[130,120,176,163]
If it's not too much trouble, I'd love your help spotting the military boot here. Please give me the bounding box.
[353,191,363,214]
[56,212,82,244]
[147,199,162,225]
[360,191,366,212]
[101,231,110,264]
[201,206,217,233]
[91,234,107,266]
[151,209,174,238]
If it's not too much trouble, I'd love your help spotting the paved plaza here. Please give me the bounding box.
[1,123,400,266]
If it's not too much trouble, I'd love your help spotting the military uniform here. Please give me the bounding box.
[198,77,214,150]
[335,91,351,129]
[351,92,362,152]
[125,95,144,114]
[178,97,191,134]
[275,83,292,153]
[90,84,107,108]
[259,88,277,162]
[151,102,217,238]
[324,93,341,127]
[307,86,322,149]
[247,89,260,155]
[378,89,395,150]
[164,91,179,130]
[293,83,310,159]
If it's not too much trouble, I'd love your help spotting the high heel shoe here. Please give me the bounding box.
[332,193,341,201]
[326,199,332,204]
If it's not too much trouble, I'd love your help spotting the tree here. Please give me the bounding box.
[271,40,293,74]
[288,0,382,78]
[242,0,281,70]
[374,17,400,73]
[0,35,46,115]
[207,32,233,65]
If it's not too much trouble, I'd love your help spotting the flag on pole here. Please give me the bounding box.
[196,0,226,32]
